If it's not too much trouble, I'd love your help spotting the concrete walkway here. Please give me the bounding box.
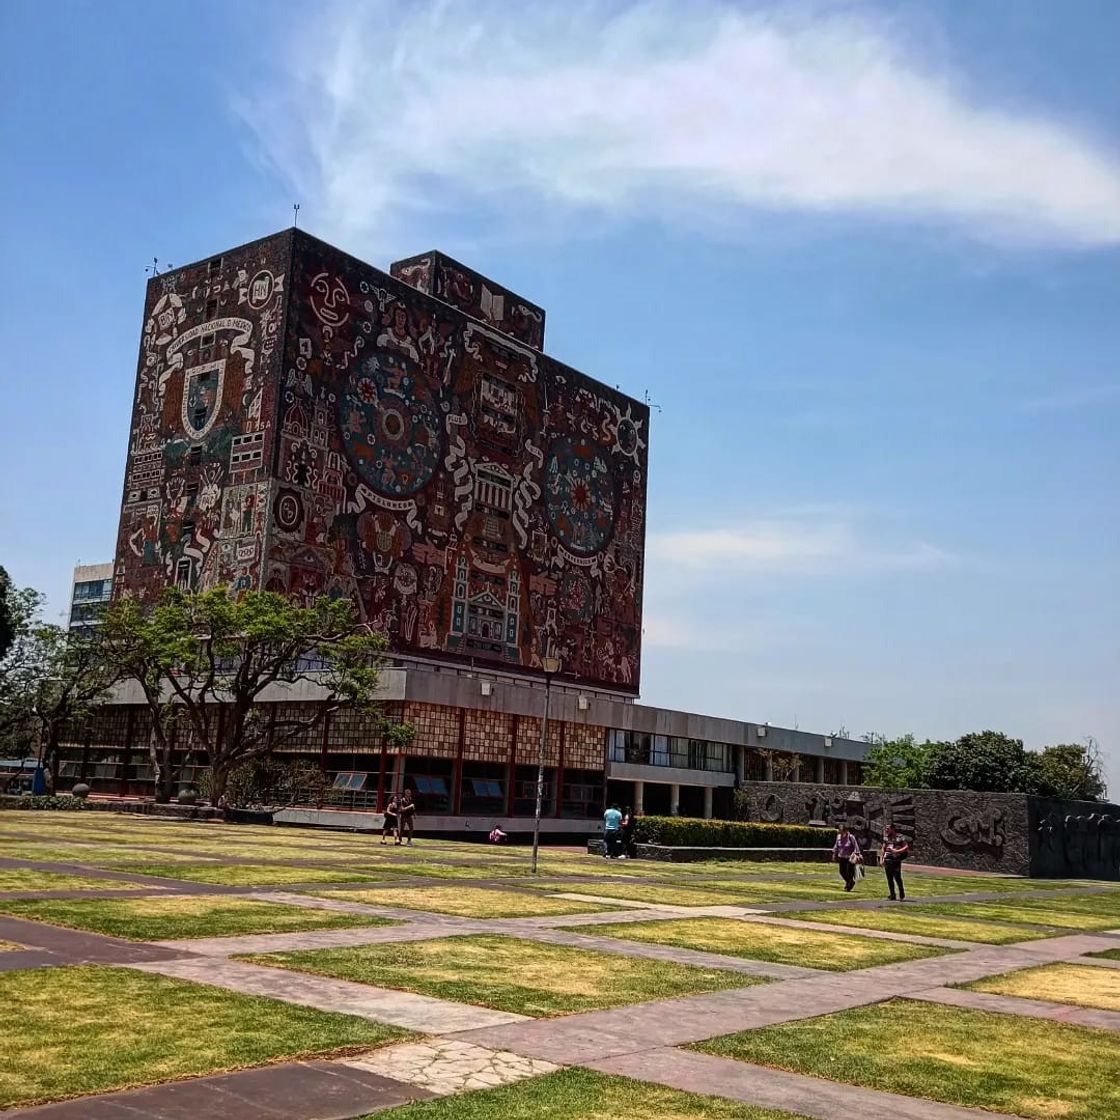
[588,1046,1025,1120]
[130,955,530,1033]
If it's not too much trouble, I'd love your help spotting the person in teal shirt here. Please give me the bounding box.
[603,803,623,859]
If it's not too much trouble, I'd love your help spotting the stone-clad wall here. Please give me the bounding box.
[736,781,1120,879]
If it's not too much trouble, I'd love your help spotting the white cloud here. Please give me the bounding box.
[239,1,1120,251]
[647,515,952,575]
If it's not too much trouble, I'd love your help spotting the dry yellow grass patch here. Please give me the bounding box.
[310,885,619,918]
[965,962,1120,1011]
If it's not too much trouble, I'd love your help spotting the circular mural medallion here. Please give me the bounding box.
[544,437,616,555]
[340,354,443,497]
[273,488,305,534]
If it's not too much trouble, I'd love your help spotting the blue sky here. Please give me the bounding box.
[1,1,1117,791]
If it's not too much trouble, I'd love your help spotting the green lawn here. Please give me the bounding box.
[0,894,399,940]
[694,997,1120,1120]
[371,1067,808,1119]
[526,881,754,907]
[779,906,1055,944]
[309,886,622,919]
[911,900,1119,931]
[963,962,1120,1011]
[0,868,141,892]
[1089,947,1120,961]
[243,933,760,1016]
[566,917,947,970]
[0,964,406,1109]
[113,862,395,886]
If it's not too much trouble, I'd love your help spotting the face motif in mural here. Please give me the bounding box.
[340,354,443,498]
[310,272,350,327]
[545,437,616,555]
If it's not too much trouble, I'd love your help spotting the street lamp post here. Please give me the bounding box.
[531,655,561,875]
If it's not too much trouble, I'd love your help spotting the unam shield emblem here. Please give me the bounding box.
[181,362,224,440]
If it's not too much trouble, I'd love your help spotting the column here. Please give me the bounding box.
[633,779,644,815]
[764,755,774,781]
[840,759,849,785]
[815,756,825,784]
[790,756,802,783]
[703,786,714,819]
[669,783,680,815]
[733,744,745,785]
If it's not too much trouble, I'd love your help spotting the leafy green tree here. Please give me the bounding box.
[0,570,41,669]
[0,621,113,788]
[924,730,1042,794]
[100,587,409,805]
[1035,740,1107,802]
[861,733,937,789]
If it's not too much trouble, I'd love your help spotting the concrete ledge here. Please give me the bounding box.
[586,840,831,862]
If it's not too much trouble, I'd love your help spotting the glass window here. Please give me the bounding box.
[459,761,507,814]
[401,757,453,813]
[512,764,555,816]
[561,768,603,819]
[651,735,670,766]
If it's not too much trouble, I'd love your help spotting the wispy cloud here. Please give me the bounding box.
[647,515,952,576]
[239,1,1120,252]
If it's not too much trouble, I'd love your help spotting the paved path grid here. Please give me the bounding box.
[1,810,1117,1119]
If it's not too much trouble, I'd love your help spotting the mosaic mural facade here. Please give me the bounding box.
[114,230,648,693]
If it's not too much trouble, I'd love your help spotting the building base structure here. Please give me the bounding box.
[54,663,868,829]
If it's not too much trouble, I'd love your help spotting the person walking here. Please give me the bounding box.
[602,802,623,859]
[620,805,637,859]
[832,822,861,892]
[881,824,910,900]
[380,793,399,844]
[397,787,417,845]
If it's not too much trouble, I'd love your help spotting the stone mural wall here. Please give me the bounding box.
[115,229,649,694]
[737,781,1120,879]
[114,232,293,600]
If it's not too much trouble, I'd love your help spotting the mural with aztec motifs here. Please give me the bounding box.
[267,233,648,692]
[113,232,293,601]
[113,229,648,694]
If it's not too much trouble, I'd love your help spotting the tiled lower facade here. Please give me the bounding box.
[55,691,865,821]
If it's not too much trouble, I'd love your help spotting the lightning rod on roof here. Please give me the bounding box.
[293,203,301,229]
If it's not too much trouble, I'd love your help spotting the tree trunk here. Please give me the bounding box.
[149,726,175,804]
[209,760,232,808]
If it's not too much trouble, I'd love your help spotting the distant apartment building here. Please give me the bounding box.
[68,563,113,631]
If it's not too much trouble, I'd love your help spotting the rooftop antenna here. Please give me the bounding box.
[293,203,300,229]
[643,389,662,414]
[145,257,171,277]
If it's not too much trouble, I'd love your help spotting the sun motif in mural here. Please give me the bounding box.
[340,354,443,498]
[545,437,616,555]
[606,401,646,464]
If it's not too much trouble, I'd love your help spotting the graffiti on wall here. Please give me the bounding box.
[115,235,290,600]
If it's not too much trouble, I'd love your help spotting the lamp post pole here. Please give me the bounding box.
[531,656,560,875]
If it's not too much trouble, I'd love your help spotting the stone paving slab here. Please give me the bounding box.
[911,985,1120,1031]
[0,916,194,965]
[1077,955,1120,970]
[130,956,531,1033]
[2,1058,432,1119]
[587,1046,1024,1120]
[342,1039,559,1095]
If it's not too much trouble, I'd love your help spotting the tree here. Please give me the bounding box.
[0,621,113,788]
[861,733,936,789]
[1035,740,1107,802]
[924,730,1041,794]
[100,587,407,805]
[0,570,42,669]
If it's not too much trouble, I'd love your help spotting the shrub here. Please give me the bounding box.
[633,816,832,848]
[10,795,92,812]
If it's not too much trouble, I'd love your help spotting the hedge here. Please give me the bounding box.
[6,795,93,812]
[632,816,833,848]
